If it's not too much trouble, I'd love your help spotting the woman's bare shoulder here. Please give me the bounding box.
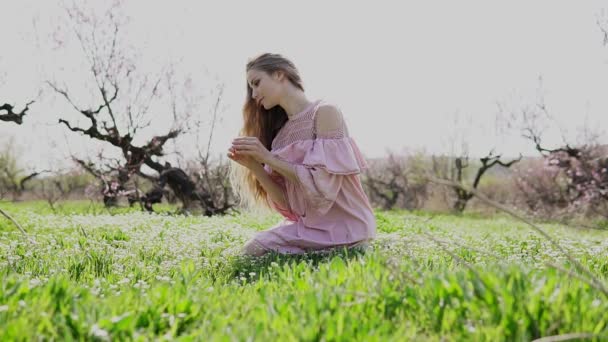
[315,103,344,133]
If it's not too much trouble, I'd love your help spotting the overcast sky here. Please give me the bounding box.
[1,0,607,171]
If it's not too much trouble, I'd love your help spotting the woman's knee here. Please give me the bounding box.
[242,239,268,257]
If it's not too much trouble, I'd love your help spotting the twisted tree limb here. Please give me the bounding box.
[0,101,34,125]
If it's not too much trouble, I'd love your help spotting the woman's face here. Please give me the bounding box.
[247,68,283,110]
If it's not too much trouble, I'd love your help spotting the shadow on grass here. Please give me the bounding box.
[225,245,370,282]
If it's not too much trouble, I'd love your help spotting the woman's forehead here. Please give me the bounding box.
[247,69,262,81]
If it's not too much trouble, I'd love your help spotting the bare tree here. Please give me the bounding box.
[598,9,608,46]
[45,2,180,203]
[504,78,608,219]
[432,151,521,212]
[134,83,236,215]
[522,120,608,218]
[72,156,138,207]
[363,152,428,210]
[512,158,571,217]
[493,11,608,220]
[29,167,92,212]
[0,138,47,201]
[431,111,522,213]
[38,177,64,213]
[46,2,231,214]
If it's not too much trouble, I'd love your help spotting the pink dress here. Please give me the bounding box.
[251,99,377,254]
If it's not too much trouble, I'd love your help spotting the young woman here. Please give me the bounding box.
[228,53,376,256]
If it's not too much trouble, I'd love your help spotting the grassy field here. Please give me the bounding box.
[0,201,607,341]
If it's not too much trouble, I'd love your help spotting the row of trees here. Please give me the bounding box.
[361,92,608,220]
[2,3,607,219]
[362,15,608,219]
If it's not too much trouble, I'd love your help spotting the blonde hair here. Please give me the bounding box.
[229,53,305,211]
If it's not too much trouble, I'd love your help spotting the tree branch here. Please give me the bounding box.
[0,101,34,125]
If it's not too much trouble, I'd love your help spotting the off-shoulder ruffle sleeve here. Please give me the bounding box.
[263,164,299,222]
[271,137,368,216]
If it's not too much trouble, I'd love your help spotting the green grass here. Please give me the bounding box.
[0,201,607,340]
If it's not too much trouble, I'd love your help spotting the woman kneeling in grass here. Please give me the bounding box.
[228,53,376,256]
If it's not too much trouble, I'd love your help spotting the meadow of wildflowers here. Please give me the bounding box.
[0,201,607,340]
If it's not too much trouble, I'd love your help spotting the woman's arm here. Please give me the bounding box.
[262,156,298,183]
[250,162,289,208]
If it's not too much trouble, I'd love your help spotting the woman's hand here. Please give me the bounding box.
[227,146,261,170]
[229,137,273,165]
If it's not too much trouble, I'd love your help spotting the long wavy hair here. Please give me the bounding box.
[229,53,305,211]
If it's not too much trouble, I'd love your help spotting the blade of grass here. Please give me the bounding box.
[426,176,608,298]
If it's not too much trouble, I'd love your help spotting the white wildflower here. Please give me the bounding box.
[90,324,110,341]
[111,312,130,324]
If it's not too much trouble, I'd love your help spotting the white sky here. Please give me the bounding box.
[1,0,607,171]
